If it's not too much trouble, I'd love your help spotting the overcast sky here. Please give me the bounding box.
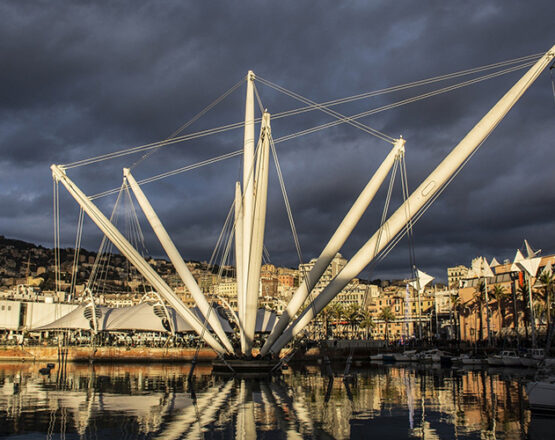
[1,1,554,283]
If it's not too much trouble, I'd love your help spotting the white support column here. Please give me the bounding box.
[240,70,256,354]
[243,112,271,353]
[124,169,234,353]
[268,44,555,355]
[260,138,404,356]
[234,181,247,353]
[50,165,227,355]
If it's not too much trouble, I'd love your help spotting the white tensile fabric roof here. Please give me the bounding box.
[36,304,111,331]
[36,303,237,333]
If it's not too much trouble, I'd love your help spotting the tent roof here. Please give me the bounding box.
[36,303,235,334]
[37,304,111,331]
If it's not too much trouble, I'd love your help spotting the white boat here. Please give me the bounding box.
[460,354,486,365]
[526,377,555,412]
[501,351,521,367]
[415,349,450,364]
[370,353,384,361]
[520,348,544,368]
[393,350,416,362]
[487,350,518,367]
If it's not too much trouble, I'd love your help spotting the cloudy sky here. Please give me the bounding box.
[1,1,554,283]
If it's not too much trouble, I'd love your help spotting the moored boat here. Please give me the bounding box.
[488,350,518,367]
[526,377,555,412]
[502,351,521,367]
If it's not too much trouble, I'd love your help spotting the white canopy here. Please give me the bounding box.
[37,302,234,334]
[408,269,434,292]
[511,249,541,278]
[37,304,111,331]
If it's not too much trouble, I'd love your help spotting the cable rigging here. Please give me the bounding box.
[60,53,540,170]
[84,58,537,202]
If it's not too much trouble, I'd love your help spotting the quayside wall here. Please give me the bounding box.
[0,340,386,363]
[0,345,219,362]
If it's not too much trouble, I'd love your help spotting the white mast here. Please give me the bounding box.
[50,164,228,355]
[240,70,256,354]
[268,44,555,355]
[243,112,271,353]
[260,137,405,356]
[124,168,234,353]
[234,181,247,353]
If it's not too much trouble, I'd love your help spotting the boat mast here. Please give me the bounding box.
[50,164,228,355]
[124,169,235,353]
[268,43,555,355]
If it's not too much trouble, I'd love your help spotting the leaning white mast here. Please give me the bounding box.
[124,168,235,353]
[50,165,228,355]
[268,43,555,355]
[260,136,405,356]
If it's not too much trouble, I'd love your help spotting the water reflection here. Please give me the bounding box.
[0,362,553,439]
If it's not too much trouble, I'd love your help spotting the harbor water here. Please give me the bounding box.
[0,362,553,439]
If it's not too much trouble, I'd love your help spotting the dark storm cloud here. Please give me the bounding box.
[1,0,555,283]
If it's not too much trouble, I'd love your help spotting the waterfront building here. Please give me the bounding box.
[447,264,469,288]
[457,253,555,342]
[367,284,435,341]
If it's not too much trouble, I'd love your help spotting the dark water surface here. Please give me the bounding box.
[0,362,553,439]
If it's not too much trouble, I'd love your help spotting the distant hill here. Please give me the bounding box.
[0,235,44,251]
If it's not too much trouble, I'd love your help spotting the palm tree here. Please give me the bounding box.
[344,304,362,338]
[450,294,460,341]
[490,285,507,337]
[518,281,531,341]
[379,307,395,344]
[359,310,375,340]
[329,303,344,338]
[537,271,554,333]
[320,305,332,339]
[473,282,486,343]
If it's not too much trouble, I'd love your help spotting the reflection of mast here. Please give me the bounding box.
[184,380,235,440]
[404,370,414,430]
[264,380,310,438]
[236,380,256,440]
[155,380,232,440]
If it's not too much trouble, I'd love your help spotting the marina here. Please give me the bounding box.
[0,361,553,439]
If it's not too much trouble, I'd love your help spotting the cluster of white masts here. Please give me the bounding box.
[51,45,554,358]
